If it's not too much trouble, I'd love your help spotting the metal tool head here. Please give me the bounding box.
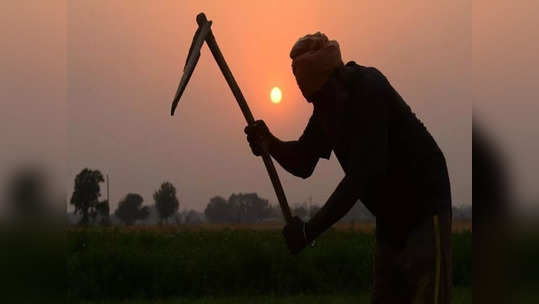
[170,14,212,116]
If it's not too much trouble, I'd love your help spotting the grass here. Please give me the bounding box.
[78,287,472,304]
[66,227,471,301]
[103,220,471,233]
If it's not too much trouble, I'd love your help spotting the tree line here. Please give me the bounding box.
[68,168,328,226]
[70,168,179,226]
[6,167,472,226]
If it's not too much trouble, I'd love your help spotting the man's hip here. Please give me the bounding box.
[372,210,452,304]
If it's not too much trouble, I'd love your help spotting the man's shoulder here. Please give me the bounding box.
[343,61,382,75]
[342,61,389,91]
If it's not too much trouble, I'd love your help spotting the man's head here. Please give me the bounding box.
[290,32,344,101]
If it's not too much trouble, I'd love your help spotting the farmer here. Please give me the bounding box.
[245,32,452,304]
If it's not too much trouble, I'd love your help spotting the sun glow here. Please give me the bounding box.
[270,87,282,104]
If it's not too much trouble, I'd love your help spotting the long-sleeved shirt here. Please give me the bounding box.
[270,61,451,247]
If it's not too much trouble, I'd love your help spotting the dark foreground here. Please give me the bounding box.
[65,227,472,302]
[80,287,472,303]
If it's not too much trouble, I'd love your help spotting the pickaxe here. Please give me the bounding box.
[170,13,293,224]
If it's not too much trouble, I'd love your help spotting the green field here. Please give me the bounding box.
[65,227,472,303]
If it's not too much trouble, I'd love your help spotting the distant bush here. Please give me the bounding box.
[205,193,272,223]
[452,205,472,220]
[114,193,149,226]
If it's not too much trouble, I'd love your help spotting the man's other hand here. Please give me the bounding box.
[282,216,308,255]
[244,120,274,156]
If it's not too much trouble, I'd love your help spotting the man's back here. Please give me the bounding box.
[305,61,451,243]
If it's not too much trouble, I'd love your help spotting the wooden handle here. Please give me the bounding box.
[261,153,293,223]
[196,12,208,25]
[196,13,293,223]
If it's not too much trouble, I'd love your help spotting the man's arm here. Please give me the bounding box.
[268,139,319,179]
[308,67,389,239]
[305,175,361,239]
[284,67,390,253]
[245,120,323,179]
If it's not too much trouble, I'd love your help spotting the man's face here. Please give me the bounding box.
[289,32,343,102]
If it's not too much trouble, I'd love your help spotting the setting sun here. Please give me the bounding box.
[270,87,282,104]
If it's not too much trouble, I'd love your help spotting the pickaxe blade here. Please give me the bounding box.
[170,18,212,116]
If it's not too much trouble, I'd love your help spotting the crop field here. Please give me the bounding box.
[77,288,472,304]
[65,224,473,303]
[98,219,472,233]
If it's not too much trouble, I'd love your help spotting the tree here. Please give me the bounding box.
[70,168,104,225]
[267,204,284,220]
[452,205,472,220]
[341,203,375,222]
[204,196,229,223]
[115,193,149,226]
[229,193,271,223]
[204,193,271,223]
[293,204,309,220]
[183,210,204,224]
[95,199,110,226]
[153,182,179,224]
[309,205,321,218]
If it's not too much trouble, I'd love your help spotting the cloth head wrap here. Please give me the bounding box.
[290,32,344,99]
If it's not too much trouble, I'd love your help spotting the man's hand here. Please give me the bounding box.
[282,216,308,255]
[244,120,275,156]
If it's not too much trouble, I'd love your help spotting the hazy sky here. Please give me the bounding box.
[0,1,66,211]
[13,1,539,213]
[62,0,472,212]
[472,0,539,207]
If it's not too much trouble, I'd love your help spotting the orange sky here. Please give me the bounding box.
[0,1,67,210]
[63,0,474,211]
[3,1,504,212]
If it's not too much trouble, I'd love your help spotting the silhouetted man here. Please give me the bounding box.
[245,33,452,304]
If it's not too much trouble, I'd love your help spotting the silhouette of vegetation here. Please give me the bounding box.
[452,205,472,220]
[183,210,204,224]
[204,196,228,223]
[66,229,472,300]
[70,168,104,225]
[292,204,309,220]
[205,193,272,223]
[95,199,110,226]
[153,182,180,224]
[115,193,149,226]
[64,168,471,227]
[309,205,321,218]
[341,203,375,222]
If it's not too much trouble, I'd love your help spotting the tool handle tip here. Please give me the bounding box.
[196,13,207,26]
